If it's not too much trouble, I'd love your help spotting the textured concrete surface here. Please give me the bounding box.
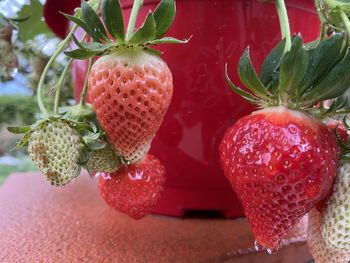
[0,172,312,262]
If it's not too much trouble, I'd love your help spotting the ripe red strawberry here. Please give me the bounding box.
[326,119,348,143]
[88,51,173,162]
[220,106,339,250]
[64,0,188,163]
[220,34,349,251]
[98,154,165,219]
[316,119,348,213]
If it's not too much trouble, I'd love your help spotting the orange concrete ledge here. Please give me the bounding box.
[0,172,312,262]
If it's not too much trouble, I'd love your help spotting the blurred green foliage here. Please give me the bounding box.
[0,95,38,125]
[17,0,53,42]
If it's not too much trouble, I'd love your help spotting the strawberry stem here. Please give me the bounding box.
[37,23,79,117]
[318,23,326,44]
[53,58,73,114]
[126,0,144,41]
[54,32,88,113]
[339,9,350,37]
[315,0,328,26]
[276,0,291,53]
[79,57,94,106]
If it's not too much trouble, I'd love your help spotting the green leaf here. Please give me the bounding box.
[87,0,101,12]
[326,97,347,113]
[71,35,111,52]
[78,149,90,165]
[87,140,107,150]
[148,36,190,45]
[225,64,258,104]
[61,13,101,43]
[58,106,73,114]
[7,126,32,134]
[304,39,319,50]
[85,163,94,178]
[84,132,100,143]
[14,132,31,149]
[338,3,350,13]
[81,1,109,42]
[9,14,31,23]
[299,33,346,95]
[90,122,99,134]
[64,48,96,59]
[68,120,94,133]
[144,47,162,56]
[302,49,350,105]
[238,48,271,100]
[102,0,125,42]
[337,135,350,153]
[153,0,176,38]
[17,0,53,41]
[260,39,286,86]
[278,35,308,99]
[129,12,156,44]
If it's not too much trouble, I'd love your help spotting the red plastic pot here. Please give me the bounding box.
[44,0,320,218]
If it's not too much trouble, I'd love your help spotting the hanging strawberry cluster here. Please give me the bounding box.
[8,0,188,220]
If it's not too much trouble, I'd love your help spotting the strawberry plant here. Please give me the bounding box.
[6,0,187,219]
[63,0,189,163]
[220,0,350,254]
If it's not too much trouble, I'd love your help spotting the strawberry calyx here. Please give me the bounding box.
[7,116,93,149]
[62,0,190,60]
[63,104,96,123]
[227,0,350,116]
[226,32,350,116]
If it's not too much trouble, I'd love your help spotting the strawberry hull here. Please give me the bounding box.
[45,0,320,217]
[220,107,340,249]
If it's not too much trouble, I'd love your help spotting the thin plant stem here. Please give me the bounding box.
[126,0,144,41]
[53,59,73,114]
[53,32,88,113]
[79,57,94,106]
[276,0,291,53]
[339,8,350,37]
[37,24,79,117]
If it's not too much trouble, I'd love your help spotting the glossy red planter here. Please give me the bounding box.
[44,0,320,217]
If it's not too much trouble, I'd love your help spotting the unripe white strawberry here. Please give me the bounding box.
[88,143,122,173]
[28,119,81,186]
[321,163,350,252]
[307,208,350,263]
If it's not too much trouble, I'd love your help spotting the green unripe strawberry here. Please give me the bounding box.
[88,143,122,173]
[321,162,350,252]
[28,119,81,186]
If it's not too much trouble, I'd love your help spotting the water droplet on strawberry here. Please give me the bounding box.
[254,240,265,252]
[266,242,282,254]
